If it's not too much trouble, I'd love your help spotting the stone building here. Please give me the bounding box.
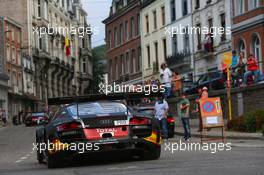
[232,0,263,72]
[165,0,194,80]
[0,17,9,113]
[140,0,167,81]
[103,0,142,85]
[0,0,92,112]
[192,0,232,78]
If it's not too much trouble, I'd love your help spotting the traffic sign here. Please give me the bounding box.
[199,97,225,142]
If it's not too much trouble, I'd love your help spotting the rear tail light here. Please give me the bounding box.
[57,122,83,132]
[167,118,175,123]
[130,117,150,125]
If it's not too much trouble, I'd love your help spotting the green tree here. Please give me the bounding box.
[89,45,106,94]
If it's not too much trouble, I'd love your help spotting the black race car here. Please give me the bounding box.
[133,106,175,138]
[25,112,49,126]
[36,94,162,168]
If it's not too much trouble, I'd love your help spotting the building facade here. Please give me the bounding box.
[140,0,167,81]
[0,0,92,112]
[165,0,194,80]
[103,0,142,85]
[232,0,264,72]
[0,17,9,113]
[1,17,24,118]
[192,0,232,78]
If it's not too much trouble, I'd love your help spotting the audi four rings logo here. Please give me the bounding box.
[99,119,112,125]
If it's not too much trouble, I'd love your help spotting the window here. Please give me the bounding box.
[153,10,157,30]
[82,58,86,73]
[236,0,244,15]
[196,23,202,50]
[163,38,167,59]
[17,50,21,66]
[170,0,176,21]
[195,0,200,9]
[43,0,48,20]
[220,13,226,42]
[121,54,124,75]
[249,0,259,10]
[12,47,16,63]
[184,30,190,52]
[125,21,129,41]
[130,17,134,38]
[182,0,188,16]
[172,34,178,55]
[109,59,113,81]
[154,42,159,69]
[147,45,151,68]
[115,57,118,80]
[6,45,10,61]
[161,6,165,26]
[208,18,213,42]
[114,27,118,46]
[131,49,135,73]
[252,35,261,64]
[39,37,42,50]
[137,47,141,72]
[137,14,140,36]
[120,23,123,44]
[238,40,245,55]
[145,15,149,34]
[37,0,41,18]
[126,52,129,74]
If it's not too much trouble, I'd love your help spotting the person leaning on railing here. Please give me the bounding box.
[242,54,262,86]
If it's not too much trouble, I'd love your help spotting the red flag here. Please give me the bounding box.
[65,34,70,57]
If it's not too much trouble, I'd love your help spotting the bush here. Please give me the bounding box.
[244,113,256,132]
[228,109,264,133]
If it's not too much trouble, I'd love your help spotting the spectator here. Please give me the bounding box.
[171,71,182,97]
[179,93,191,141]
[233,51,247,86]
[201,87,209,99]
[243,54,261,85]
[150,76,158,86]
[154,95,169,141]
[192,88,203,132]
[231,50,239,69]
[18,110,24,124]
[2,109,7,127]
[0,108,2,125]
[160,63,172,98]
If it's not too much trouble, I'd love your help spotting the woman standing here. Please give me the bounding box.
[171,71,182,97]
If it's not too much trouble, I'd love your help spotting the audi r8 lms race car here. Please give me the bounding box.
[25,112,49,126]
[36,93,162,168]
[133,105,175,138]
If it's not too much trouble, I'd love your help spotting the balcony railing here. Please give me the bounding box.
[166,49,191,69]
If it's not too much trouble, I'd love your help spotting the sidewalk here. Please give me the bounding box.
[174,119,264,140]
[175,127,264,140]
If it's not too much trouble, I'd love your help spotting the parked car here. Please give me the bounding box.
[25,112,49,126]
[133,105,175,138]
[185,71,226,95]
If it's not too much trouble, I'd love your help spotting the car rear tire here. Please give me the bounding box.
[142,145,161,160]
[47,152,61,168]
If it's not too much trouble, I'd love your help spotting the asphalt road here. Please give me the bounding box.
[0,125,263,175]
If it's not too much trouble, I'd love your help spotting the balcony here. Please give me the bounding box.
[166,50,191,70]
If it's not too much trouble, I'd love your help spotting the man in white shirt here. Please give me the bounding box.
[160,63,172,98]
[154,95,169,140]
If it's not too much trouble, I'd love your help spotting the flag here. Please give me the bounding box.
[65,34,70,57]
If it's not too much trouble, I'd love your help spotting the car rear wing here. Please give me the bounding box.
[48,92,163,106]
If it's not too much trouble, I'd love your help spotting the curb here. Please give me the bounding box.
[231,143,264,148]
[174,131,264,141]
